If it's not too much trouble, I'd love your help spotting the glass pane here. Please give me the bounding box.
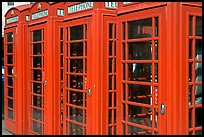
[189,39,193,59]
[154,109,158,128]
[70,122,83,135]
[33,70,42,81]
[108,126,112,135]
[195,84,202,105]
[128,63,152,82]
[109,92,112,107]
[109,41,113,56]
[32,121,43,134]
[109,110,112,124]
[114,92,116,107]
[8,109,13,119]
[60,28,63,40]
[33,30,42,42]
[189,108,192,128]
[109,24,113,39]
[7,66,13,75]
[33,57,42,68]
[128,105,152,127]
[154,17,158,37]
[61,55,63,67]
[70,25,83,40]
[154,40,158,60]
[188,85,193,106]
[123,63,126,80]
[33,83,42,94]
[69,107,83,123]
[196,16,202,36]
[128,84,152,104]
[33,95,42,108]
[8,88,13,97]
[7,44,13,53]
[123,124,126,134]
[195,107,202,127]
[195,130,202,135]
[33,43,42,55]
[189,62,193,82]
[128,18,152,39]
[8,77,13,86]
[155,63,158,83]
[196,39,202,60]
[70,75,83,89]
[109,76,112,90]
[60,42,63,53]
[70,42,83,56]
[7,32,13,42]
[189,16,193,36]
[8,98,13,108]
[123,84,126,100]
[109,58,112,73]
[33,108,43,121]
[123,104,126,120]
[128,125,151,135]
[70,59,83,73]
[195,62,202,82]
[7,55,13,64]
[128,41,152,60]
[70,91,83,106]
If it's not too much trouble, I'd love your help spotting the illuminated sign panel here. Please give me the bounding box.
[6,16,18,24]
[32,10,48,20]
[105,2,118,8]
[68,2,93,13]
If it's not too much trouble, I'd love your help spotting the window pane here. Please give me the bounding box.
[33,95,42,108]
[189,39,193,59]
[7,55,13,64]
[196,16,202,36]
[70,59,83,73]
[32,121,43,134]
[195,85,202,104]
[8,109,13,119]
[154,17,158,37]
[33,30,42,42]
[8,88,13,97]
[196,39,202,60]
[128,41,152,60]
[33,82,42,94]
[7,66,13,75]
[109,24,113,39]
[189,16,193,36]
[33,108,43,121]
[128,18,152,39]
[122,22,126,40]
[33,57,42,68]
[7,44,13,53]
[8,77,13,86]
[128,125,151,135]
[7,32,13,42]
[69,107,83,123]
[70,42,83,56]
[195,107,202,127]
[8,98,13,108]
[70,25,83,40]
[69,122,83,135]
[33,70,42,81]
[33,43,42,55]
[195,62,202,82]
[70,75,83,89]
[70,91,83,106]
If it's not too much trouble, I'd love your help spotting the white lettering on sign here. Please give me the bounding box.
[123,2,132,4]
[6,16,18,24]
[57,9,64,16]
[32,9,48,20]
[105,2,118,8]
[26,15,30,21]
[68,2,93,13]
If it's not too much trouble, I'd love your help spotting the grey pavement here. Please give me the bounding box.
[2,118,14,135]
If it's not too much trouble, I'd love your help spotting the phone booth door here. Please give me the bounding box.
[117,6,167,135]
[63,17,91,135]
[4,27,17,133]
[28,23,47,135]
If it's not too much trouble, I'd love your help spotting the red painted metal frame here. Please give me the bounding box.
[4,4,31,134]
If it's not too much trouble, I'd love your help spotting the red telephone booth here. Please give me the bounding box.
[24,2,64,135]
[4,4,32,134]
[62,2,118,135]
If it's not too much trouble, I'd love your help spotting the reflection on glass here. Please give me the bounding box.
[69,107,83,123]
[8,88,13,97]
[7,55,13,64]
[195,85,202,104]
[128,84,152,104]
[128,41,152,60]
[7,32,13,42]
[33,108,43,121]
[128,63,152,82]
[70,25,83,40]
[70,91,83,106]
[8,66,13,75]
[195,62,202,82]
[196,16,202,36]
[195,107,202,127]
[70,75,83,89]
[69,122,83,135]
[33,43,42,55]
[196,40,202,60]
[8,109,13,119]
[33,70,42,81]
[32,121,43,134]
[128,18,152,39]
[8,98,13,108]
[7,44,13,53]
[33,30,42,42]
[189,39,193,59]
[33,83,42,94]
[189,16,193,36]
[70,42,83,56]
[70,59,83,73]
[155,17,158,37]
[33,95,42,108]
[128,125,151,135]
[33,57,42,68]
[189,62,193,82]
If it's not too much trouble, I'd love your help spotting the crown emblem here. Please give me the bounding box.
[37,3,41,10]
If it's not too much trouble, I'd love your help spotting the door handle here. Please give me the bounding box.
[161,103,165,115]
[88,88,91,97]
